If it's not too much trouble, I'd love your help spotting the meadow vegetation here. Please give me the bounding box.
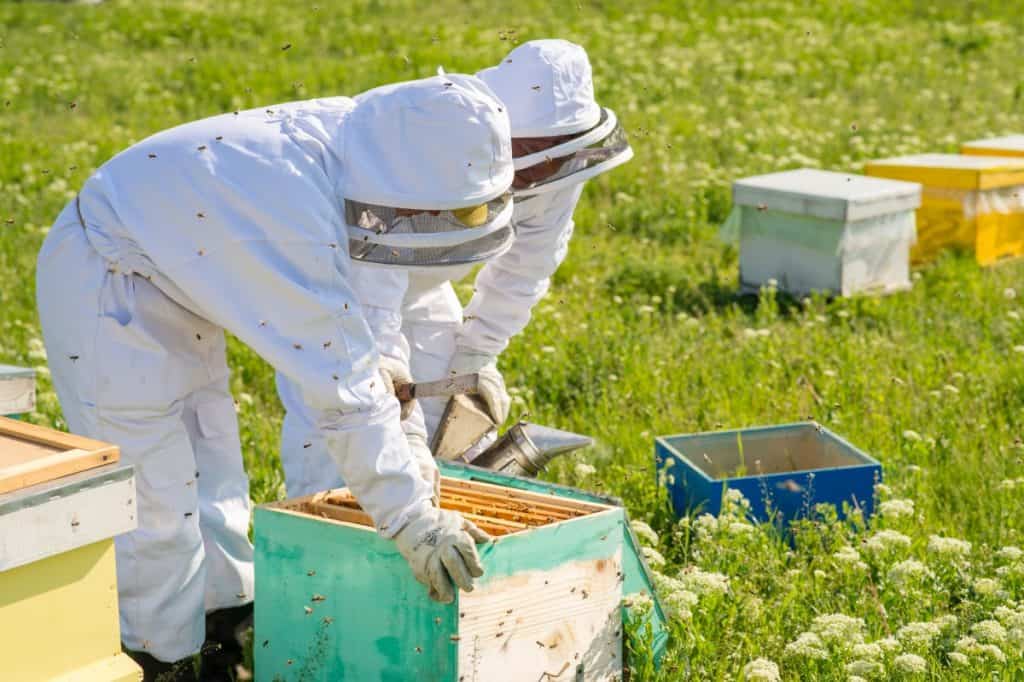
[2,0,1024,678]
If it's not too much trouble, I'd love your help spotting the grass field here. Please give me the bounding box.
[3,0,1024,679]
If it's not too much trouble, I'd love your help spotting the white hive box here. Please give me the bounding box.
[0,364,35,416]
[726,169,922,297]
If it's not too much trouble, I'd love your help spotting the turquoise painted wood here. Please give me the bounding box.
[438,461,669,662]
[254,491,629,681]
[254,505,457,681]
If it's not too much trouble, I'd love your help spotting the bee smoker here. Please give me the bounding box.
[466,422,594,478]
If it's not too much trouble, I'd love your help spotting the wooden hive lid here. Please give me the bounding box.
[865,153,1024,190]
[0,417,119,495]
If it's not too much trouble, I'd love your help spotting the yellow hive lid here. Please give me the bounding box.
[864,153,1024,190]
[961,135,1024,158]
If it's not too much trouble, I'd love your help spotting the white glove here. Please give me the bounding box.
[448,348,510,425]
[378,355,416,420]
[408,432,440,506]
[394,507,492,603]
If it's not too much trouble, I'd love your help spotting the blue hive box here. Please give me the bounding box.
[656,422,880,525]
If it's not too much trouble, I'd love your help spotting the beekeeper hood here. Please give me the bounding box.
[477,39,633,198]
[344,74,515,269]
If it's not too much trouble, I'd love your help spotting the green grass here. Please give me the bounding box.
[3,0,1024,679]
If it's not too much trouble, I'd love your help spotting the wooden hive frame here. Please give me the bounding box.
[0,416,119,495]
[274,475,611,537]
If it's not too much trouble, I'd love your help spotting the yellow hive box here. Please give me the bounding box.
[0,417,141,681]
[865,153,1024,265]
[961,135,1024,158]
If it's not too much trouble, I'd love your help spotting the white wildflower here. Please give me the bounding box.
[876,636,901,654]
[678,566,730,597]
[541,345,556,353]
[972,577,1000,596]
[693,513,718,541]
[927,535,971,559]
[724,487,752,511]
[878,498,915,519]
[999,479,1017,491]
[997,546,1024,563]
[741,658,780,682]
[630,520,659,547]
[947,651,969,667]
[641,546,666,569]
[887,559,934,586]
[933,614,958,631]
[847,677,868,682]
[622,592,654,618]
[811,613,866,647]
[863,529,911,556]
[893,653,927,674]
[651,572,697,620]
[574,462,596,478]
[970,619,1006,644]
[27,337,47,362]
[875,482,893,497]
[726,520,755,535]
[956,636,1006,663]
[851,642,882,660]
[845,659,883,677]
[832,545,869,572]
[784,631,828,660]
[901,430,921,442]
[238,392,254,406]
[896,621,941,649]
[993,604,1024,629]
[1005,287,1017,300]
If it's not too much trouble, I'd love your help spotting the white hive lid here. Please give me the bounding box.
[733,168,922,222]
[963,135,1024,152]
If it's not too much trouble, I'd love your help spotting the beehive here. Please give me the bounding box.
[961,135,1024,158]
[0,364,35,417]
[865,153,1024,265]
[725,169,921,297]
[0,417,140,681]
[254,476,637,682]
[438,460,669,661]
[656,422,880,526]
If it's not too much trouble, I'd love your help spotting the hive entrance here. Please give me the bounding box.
[283,477,610,537]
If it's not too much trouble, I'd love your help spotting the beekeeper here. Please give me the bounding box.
[278,39,633,497]
[36,75,513,681]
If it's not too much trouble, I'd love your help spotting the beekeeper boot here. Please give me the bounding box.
[124,648,198,682]
[199,602,254,681]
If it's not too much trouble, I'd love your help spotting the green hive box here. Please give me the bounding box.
[254,466,667,681]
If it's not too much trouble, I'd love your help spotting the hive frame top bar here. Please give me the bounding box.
[269,475,614,537]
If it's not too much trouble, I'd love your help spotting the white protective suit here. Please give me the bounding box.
[36,75,511,662]
[280,39,603,498]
